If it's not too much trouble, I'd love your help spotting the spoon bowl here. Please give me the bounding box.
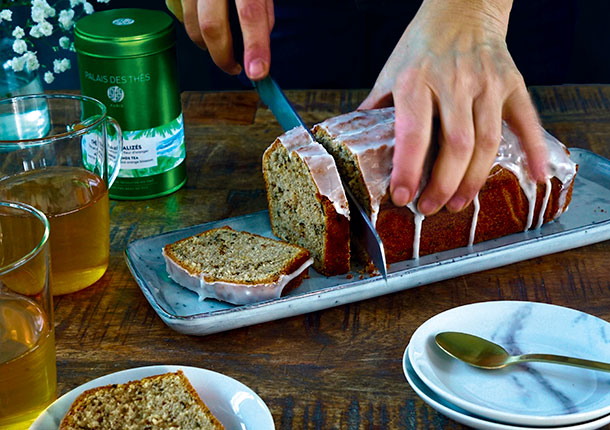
[435,331,610,372]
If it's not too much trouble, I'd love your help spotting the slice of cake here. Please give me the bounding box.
[60,371,224,430]
[262,126,350,276]
[313,108,578,263]
[163,226,313,305]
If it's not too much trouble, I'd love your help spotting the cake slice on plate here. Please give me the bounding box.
[60,371,224,430]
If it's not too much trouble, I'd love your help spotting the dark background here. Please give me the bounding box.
[48,0,610,92]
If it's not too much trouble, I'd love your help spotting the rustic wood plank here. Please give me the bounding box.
[52,87,610,430]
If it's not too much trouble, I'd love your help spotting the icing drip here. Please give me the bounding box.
[542,128,578,219]
[469,193,480,246]
[536,178,552,229]
[274,126,350,219]
[408,201,425,259]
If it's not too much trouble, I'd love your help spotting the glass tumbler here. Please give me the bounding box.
[0,201,55,429]
[0,94,123,295]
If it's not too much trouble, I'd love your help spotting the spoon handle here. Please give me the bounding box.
[517,353,610,372]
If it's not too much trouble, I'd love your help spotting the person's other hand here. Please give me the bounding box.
[169,0,274,80]
[360,0,547,215]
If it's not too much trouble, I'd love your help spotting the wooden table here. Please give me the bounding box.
[53,86,610,429]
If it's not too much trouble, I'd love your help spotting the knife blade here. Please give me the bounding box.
[253,76,388,281]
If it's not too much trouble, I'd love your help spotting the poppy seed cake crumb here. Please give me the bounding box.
[59,371,224,430]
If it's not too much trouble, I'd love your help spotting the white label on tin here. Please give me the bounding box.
[118,114,185,176]
[121,139,158,170]
[107,85,124,103]
[112,18,134,26]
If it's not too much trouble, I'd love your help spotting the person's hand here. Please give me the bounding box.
[167,0,274,80]
[360,0,548,215]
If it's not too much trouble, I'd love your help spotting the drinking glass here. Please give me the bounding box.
[0,201,55,429]
[0,94,123,295]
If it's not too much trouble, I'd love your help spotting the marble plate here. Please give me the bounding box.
[30,365,274,430]
[408,301,610,427]
[403,345,610,430]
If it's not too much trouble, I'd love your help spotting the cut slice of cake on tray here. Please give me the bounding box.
[163,226,313,305]
[262,126,351,276]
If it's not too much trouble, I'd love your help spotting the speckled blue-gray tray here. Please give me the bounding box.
[125,148,610,336]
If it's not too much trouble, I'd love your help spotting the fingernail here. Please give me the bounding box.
[447,196,467,213]
[418,198,440,215]
[391,186,411,206]
[248,59,266,80]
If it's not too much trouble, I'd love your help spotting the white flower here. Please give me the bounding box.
[70,0,83,7]
[59,36,71,49]
[12,39,27,55]
[9,56,26,72]
[12,26,25,39]
[29,25,42,38]
[24,51,40,72]
[45,4,56,18]
[53,58,71,74]
[83,1,94,14]
[29,20,53,38]
[97,0,110,3]
[0,9,13,21]
[44,71,55,84]
[40,20,53,36]
[31,0,55,21]
[31,5,46,23]
[58,9,75,29]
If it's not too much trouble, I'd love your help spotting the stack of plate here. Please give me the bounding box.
[403,301,610,430]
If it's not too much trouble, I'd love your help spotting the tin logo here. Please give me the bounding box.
[107,86,125,103]
[112,18,135,26]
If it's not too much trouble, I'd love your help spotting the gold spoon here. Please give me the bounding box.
[435,331,610,372]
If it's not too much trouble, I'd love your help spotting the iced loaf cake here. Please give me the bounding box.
[312,107,578,263]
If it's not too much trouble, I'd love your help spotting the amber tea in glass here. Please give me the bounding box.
[0,201,56,429]
[0,94,122,295]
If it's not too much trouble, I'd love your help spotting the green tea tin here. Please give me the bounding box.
[75,8,186,200]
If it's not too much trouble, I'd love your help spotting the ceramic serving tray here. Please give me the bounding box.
[125,148,610,335]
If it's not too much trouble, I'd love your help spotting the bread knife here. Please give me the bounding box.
[228,6,387,281]
[252,76,388,282]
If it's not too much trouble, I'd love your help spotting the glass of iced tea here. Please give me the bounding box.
[0,200,56,429]
[0,94,122,295]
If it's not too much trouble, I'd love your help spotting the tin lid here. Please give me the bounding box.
[74,8,175,58]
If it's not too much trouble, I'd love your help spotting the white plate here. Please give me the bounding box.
[403,345,610,430]
[30,365,275,430]
[408,301,610,427]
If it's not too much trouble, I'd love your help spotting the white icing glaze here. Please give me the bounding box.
[536,178,552,229]
[469,193,480,246]
[541,128,578,219]
[314,108,578,259]
[274,126,350,219]
[316,109,394,226]
[163,248,313,305]
[408,201,424,259]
